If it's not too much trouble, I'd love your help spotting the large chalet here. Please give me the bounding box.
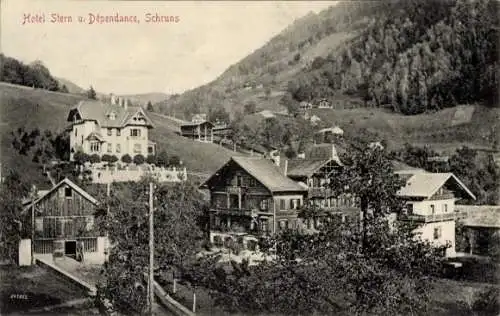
[66,98,156,160]
[201,156,307,249]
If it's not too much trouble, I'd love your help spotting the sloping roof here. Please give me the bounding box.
[456,205,500,228]
[85,131,105,141]
[68,100,154,128]
[397,172,476,200]
[306,144,344,165]
[286,159,333,178]
[316,126,344,135]
[180,121,214,128]
[202,156,306,193]
[23,178,99,212]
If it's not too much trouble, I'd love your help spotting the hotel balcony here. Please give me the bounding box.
[398,212,457,223]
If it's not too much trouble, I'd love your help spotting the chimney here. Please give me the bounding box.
[124,98,128,110]
[284,159,288,176]
[273,154,280,167]
[110,93,117,105]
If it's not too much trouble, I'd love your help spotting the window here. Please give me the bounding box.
[444,204,448,213]
[107,143,112,153]
[406,203,414,214]
[433,226,442,240]
[279,199,286,210]
[260,199,268,211]
[292,199,301,210]
[74,128,77,137]
[90,142,100,152]
[116,144,121,153]
[236,175,242,187]
[86,216,94,231]
[430,204,435,214]
[130,129,141,137]
[65,187,72,197]
[116,129,121,136]
[35,218,43,232]
[133,144,142,154]
[279,220,288,231]
[107,128,112,136]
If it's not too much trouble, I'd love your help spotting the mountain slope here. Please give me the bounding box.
[120,93,170,107]
[0,83,236,186]
[168,0,497,117]
[56,77,86,94]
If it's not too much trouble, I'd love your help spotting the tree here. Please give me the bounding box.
[194,211,445,315]
[89,154,101,164]
[133,154,145,165]
[155,151,169,167]
[60,84,69,93]
[168,155,180,166]
[87,86,97,100]
[95,180,207,314]
[328,143,406,246]
[0,171,30,263]
[121,154,132,164]
[243,101,257,115]
[146,101,154,112]
[145,155,156,165]
[73,151,90,165]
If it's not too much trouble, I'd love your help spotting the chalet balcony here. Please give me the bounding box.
[210,207,274,217]
[398,212,457,223]
[428,192,455,201]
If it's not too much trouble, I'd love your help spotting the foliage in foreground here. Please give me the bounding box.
[95,178,207,314]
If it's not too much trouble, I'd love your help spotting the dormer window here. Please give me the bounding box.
[107,111,117,120]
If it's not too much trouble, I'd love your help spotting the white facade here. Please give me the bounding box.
[68,101,155,160]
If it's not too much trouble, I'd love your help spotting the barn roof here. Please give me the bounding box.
[22,178,99,212]
[202,156,306,193]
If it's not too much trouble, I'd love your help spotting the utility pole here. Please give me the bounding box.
[148,182,154,315]
[30,185,37,266]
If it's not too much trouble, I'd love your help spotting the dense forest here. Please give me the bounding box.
[0,54,68,93]
[287,0,499,114]
[159,0,498,119]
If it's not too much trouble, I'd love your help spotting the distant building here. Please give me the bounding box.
[66,99,156,160]
[314,126,344,143]
[180,121,214,143]
[191,114,207,124]
[299,101,313,111]
[201,156,307,249]
[22,178,108,264]
[317,98,332,109]
[309,115,322,126]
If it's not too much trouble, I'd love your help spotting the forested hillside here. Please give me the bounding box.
[158,0,498,118]
[0,54,70,93]
[288,0,499,114]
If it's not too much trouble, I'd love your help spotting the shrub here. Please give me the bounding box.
[73,151,89,164]
[101,154,113,162]
[472,287,500,315]
[121,154,132,164]
[109,155,118,163]
[156,151,168,167]
[133,154,145,165]
[89,154,101,164]
[146,155,156,165]
[168,155,180,166]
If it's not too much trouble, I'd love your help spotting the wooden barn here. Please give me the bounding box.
[22,178,107,264]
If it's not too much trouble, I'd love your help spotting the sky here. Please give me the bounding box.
[1,0,336,95]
